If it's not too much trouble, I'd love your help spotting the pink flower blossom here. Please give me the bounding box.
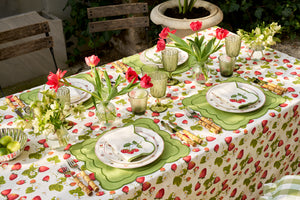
[190,21,202,32]
[156,38,166,52]
[159,27,176,39]
[85,55,100,67]
[216,28,229,40]
[46,69,66,92]
[125,67,139,84]
[140,74,153,88]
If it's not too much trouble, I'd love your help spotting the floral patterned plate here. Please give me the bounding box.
[206,82,266,113]
[140,46,189,67]
[95,126,164,169]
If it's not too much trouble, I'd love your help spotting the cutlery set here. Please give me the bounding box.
[6,96,32,118]
[247,77,287,95]
[61,158,100,196]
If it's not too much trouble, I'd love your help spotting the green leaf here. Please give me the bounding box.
[274,161,281,169]
[47,156,61,164]
[104,70,112,94]
[123,143,131,147]
[49,184,64,192]
[183,184,192,195]
[173,176,182,186]
[156,176,163,184]
[250,139,257,148]
[214,157,223,167]
[0,176,5,184]
[26,187,35,194]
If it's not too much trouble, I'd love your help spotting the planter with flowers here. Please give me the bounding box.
[237,22,281,60]
[150,0,223,39]
[46,55,153,126]
[157,21,229,84]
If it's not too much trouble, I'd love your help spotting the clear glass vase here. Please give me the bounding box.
[57,86,70,106]
[192,62,208,84]
[249,44,265,60]
[96,101,117,125]
[47,125,69,151]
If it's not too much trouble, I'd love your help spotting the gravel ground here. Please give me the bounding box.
[273,37,300,59]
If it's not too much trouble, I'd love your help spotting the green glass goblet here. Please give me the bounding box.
[149,71,168,113]
[162,48,179,86]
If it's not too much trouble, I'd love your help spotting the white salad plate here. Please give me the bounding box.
[140,47,188,67]
[206,82,266,113]
[95,126,164,169]
[38,78,94,104]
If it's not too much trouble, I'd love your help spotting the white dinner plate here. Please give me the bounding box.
[206,82,266,113]
[38,78,94,104]
[95,127,164,169]
[140,47,189,67]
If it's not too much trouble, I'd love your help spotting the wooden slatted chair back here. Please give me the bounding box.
[87,3,149,33]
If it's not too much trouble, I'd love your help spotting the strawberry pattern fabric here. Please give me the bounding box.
[0,27,300,200]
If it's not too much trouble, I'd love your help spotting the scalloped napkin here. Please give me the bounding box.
[103,125,155,162]
[212,82,259,109]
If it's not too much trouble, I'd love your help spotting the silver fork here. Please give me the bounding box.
[61,165,92,196]
[67,158,99,192]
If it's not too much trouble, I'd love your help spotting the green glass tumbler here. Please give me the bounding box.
[128,89,149,115]
[162,48,179,86]
[149,71,168,113]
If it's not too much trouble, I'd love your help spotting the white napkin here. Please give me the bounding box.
[104,125,155,162]
[212,82,259,109]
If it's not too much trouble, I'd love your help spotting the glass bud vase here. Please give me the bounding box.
[47,125,69,151]
[249,44,265,60]
[193,62,208,84]
[96,101,117,126]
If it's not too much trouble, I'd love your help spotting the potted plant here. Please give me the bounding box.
[150,0,223,39]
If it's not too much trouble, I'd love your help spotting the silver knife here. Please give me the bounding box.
[13,96,32,115]
[5,98,24,118]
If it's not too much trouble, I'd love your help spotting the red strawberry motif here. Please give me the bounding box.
[290,72,297,75]
[237,150,244,159]
[251,127,256,134]
[136,177,145,183]
[122,186,129,194]
[287,87,295,92]
[262,120,268,127]
[11,163,21,171]
[242,194,247,200]
[32,196,41,200]
[4,115,14,119]
[38,139,46,144]
[43,142,49,148]
[175,113,184,117]
[195,182,201,191]
[153,119,160,124]
[275,72,283,75]
[264,145,269,152]
[263,126,269,134]
[183,155,191,163]
[187,161,195,170]
[24,146,30,151]
[88,112,94,117]
[63,154,71,160]
[174,197,181,200]
[7,121,13,126]
[182,120,188,124]
[199,168,207,178]
[126,107,132,112]
[287,64,293,68]
[261,170,268,179]
[230,188,237,197]
[170,96,179,100]
[64,144,72,151]
[142,182,151,191]
[7,194,19,200]
[269,133,276,141]
[280,103,288,107]
[72,129,78,133]
[254,71,261,75]
[228,143,235,151]
[39,166,49,172]
[206,136,216,141]
[225,137,232,144]
[205,83,213,87]
[292,94,299,98]
[257,182,263,189]
[152,112,160,117]
[89,173,96,180]
[283,59,290,63]
[1,189,11,196]
[269,112,276,117]
[155,189,165,199]
[171,164,177,172]
[214,176,220,184]
[9,173,17,180]
[43,175,50,182]
[84,122,92,127]
[16,180,25,185]
[278,140,284,147]
[214,144,219,152]
[232,163,238,171]
[184,80,192,84]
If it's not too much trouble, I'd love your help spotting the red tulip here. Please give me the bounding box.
[216,28,229,40]
[140,74,153,88]
[190,21,202,31]
[125,67,139,84]
[85,55,100,67]
[159,27,176,39]
[156,38,166,52]
[46,69,66,92]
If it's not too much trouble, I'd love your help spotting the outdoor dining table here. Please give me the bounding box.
[0,27,299,200]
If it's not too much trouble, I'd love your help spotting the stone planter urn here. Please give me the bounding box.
[150,0,223,38]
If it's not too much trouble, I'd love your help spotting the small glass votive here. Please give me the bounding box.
[57,86,71,106]
[128,89,149,115]
[141,64,158,76]
[218,55,236,77]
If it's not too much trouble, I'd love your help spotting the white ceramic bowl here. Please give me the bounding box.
[0,128,27,162]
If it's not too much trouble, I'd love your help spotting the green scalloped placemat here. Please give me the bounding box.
[69,118,190,191]
[122,52,192,75]
[19,73,97,109]
[182,77,286,130]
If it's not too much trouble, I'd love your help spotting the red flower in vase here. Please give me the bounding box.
[46,69,67,92]
[190,21,202,31]
[216,28,229,40]
[140,74,153,88]
[125,67,139,83]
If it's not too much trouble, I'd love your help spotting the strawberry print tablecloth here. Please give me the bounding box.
[0,27,300,200]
